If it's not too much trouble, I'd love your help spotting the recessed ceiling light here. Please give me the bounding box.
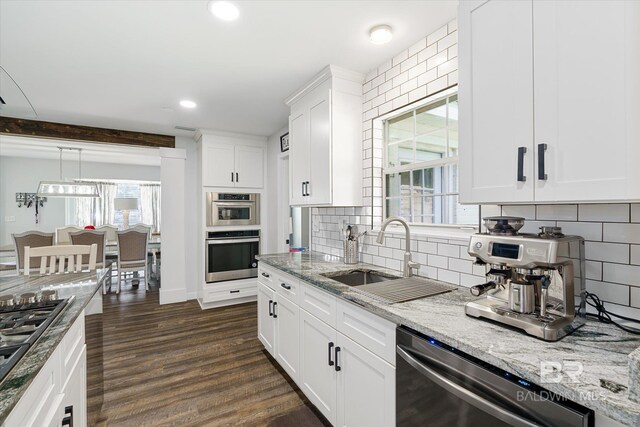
[208,1,239,21]
[179,100,197,109]
[369,25,393,45]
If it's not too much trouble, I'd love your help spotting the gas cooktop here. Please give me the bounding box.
[0,291,72,383]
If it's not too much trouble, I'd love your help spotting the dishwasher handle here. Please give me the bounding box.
[396,346,540,427]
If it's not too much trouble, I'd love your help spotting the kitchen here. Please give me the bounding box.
[1,1,639,426]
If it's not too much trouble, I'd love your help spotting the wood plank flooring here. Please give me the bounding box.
[95,283,329,426]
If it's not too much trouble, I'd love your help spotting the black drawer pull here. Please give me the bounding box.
[261,272,270,278]
[538,143,548,180]
[268,300,273,316]
[328,342,334,366]
[281,283,291,290]
[231,172,234,182]
[236,172,239,182]
[517,147,527,182]
[273,301,278,318]
[230,290,240,294]
[334,346,341,372]
[301,181,305,196]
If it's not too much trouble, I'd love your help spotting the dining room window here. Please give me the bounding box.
[383,87,478,225]
[71,180,161,232]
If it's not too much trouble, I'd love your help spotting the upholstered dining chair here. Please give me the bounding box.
[55,226,82,245]
[23,244,97,275]
[116,229,149,294]
[12,231,54,274]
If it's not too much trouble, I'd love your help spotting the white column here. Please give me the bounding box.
[159,148,187,304]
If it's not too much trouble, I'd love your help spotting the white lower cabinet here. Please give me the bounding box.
[299,309,338,424]
[257,267,395,427]
[336,333,395,427]
[4,311,87,427]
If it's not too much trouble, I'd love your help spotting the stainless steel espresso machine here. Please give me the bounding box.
[465,216,587,341]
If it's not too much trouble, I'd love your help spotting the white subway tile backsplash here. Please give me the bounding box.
[586,280,630,305]
[400,55,418,73]
[631,245,640,265]
[418,241,438,254]
[417,68,438,87]
[536,205,577,221]
[408,37,427,57]
[460,273,483,288]
[500,205,535,220]
[520,220,555,234]
[448,19,458,33]
[437,243,460,258]
[632,204,640,223]
[579,204,629,222]
[426,25,448,46]
[426,51,448,71]
[437,32,457,52]
[386,258,403,272]
[585,261,602,281]
[556,221,602,241]
[603,263,640,286]
[603,223,640,244]
[449,258,473,274]
[428,254,448,269]
[632,287,640,308]
[393,49,409,67]
[585,242,629,264]
[426,76,448,95]
[418,265,438,279]
[438,269,460,286]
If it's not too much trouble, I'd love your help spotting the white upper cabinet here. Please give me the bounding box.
[459,0,640,204]
[458,0,534,204]
[285,65,364,207]
[200,132,265,189]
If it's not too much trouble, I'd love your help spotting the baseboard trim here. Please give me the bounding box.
[197,295,257,310]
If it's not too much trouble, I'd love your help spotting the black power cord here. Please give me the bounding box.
[584,291,640,335]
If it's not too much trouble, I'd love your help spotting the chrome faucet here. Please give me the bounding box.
[376,216,421,277]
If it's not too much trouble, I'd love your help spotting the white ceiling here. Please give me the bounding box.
[0,0,457,138]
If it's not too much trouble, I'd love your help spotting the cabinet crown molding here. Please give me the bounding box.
[195,128,268,142]
[284,65,365,107]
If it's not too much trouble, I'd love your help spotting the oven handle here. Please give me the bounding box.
[213,201,256,206]
[207,238,260,245]
[396,346,540,427]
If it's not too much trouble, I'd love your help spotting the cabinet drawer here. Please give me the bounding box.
[299,281,336,328]
[60,311,85,385]
[203,281,257,303]
[274,271,301,303]
[336,299,396,366]
[258,265,276,289]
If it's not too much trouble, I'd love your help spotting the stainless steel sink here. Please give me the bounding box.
[321,269,400,287]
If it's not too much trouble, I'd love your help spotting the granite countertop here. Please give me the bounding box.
[257,252,640,426]
[0,269,107,424]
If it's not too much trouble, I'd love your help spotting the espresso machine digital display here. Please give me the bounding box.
[491,243,520,259]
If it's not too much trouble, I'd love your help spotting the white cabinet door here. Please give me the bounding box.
[234,145,264,189]
[307,88,332,205]
[533,1,640,202]
[458,0,535,204]
[257,282,275,355]
[289,109,309,205]
[336,333,395,427]
[299,309,337,425]
[274,294,300,382]
[203,142,235,187]
[60,346,87,427]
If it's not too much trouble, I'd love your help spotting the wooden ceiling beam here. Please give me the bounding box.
[0,116,175,148]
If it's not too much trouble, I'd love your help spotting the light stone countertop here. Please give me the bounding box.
[257,251,640,427]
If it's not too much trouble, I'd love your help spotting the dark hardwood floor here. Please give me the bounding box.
[95,282,328,426]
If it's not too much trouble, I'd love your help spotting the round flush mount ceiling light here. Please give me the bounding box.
[208,1,239,21]
[369,25,393,45]
[179,100,197,109]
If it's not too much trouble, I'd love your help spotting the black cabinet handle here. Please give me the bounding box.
[328,342,335,366]
[517,147,527,182]
[537,143,548,180]
[261,272,270,278]
[236,172,239,182]
[273,301,278,318]
[231,172,234,182]
[230,290,240,294]
[268,300,273,317]
[301,181,305,196]
[281,283,291,290]
[305,181,310,196]
[334,346,341,372]
[62,405,73,427]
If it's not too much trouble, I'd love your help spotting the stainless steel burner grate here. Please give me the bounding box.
[353,277,456,304]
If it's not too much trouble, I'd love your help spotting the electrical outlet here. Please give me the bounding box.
[4,216,16,222]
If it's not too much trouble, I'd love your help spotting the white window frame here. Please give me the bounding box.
[380,86,478,230]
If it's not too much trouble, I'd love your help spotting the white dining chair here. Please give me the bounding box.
[55,226,82,245]
[23,244,98,276]
[96,225,118,243]
[70,230,110,293]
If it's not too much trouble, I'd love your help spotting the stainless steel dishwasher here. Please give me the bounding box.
[396,326,594,427]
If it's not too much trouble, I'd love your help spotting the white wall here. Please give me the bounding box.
[266,126,288,254]
[174,136,199,299]
[0,155,160,245]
